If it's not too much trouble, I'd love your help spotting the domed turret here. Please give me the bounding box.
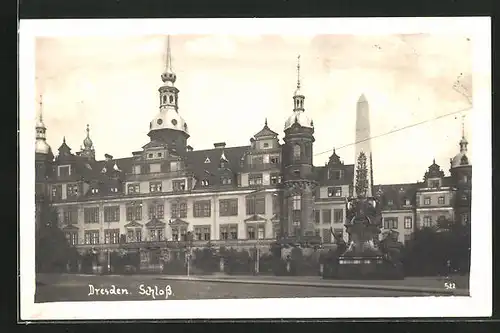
[35,95,52,156]
[284,55,314,131]
[450,117,470,169]
[83,124,93,149]
[148,35,190,150]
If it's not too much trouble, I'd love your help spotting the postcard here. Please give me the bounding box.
[19,17,491,320]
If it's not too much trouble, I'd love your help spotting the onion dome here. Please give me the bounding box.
[450,118,470,168]
[83,124,93,149]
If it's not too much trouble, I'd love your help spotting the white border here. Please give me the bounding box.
[20,17,492,320]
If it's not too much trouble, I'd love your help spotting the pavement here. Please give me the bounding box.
[155,273,469,296]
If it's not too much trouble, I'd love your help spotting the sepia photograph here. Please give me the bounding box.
[19,18,491,320]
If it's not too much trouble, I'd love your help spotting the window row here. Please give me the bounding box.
[314,209,344,224]
[383,216,413,230]
[422,196,446,205]
[131,161,182,175]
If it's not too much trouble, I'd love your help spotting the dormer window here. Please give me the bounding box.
[329,170,342,180]
[404,199,411,206]
[110,188,119,193]
[221,177,232,185]
[263,142,269,148]
[58,165,71,177]
[66,184,79,198]
[387,199,394,206]
[327,187,342,197]
[201,180,209,187]
[91,188,99,194]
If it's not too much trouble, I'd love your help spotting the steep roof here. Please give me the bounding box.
[374,183,419,210]
[184,145,250,190]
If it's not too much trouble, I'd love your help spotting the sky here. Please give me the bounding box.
[35,34,473,185]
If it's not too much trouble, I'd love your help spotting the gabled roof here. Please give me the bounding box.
[145,217,165,228]
[124,221,143,228]
[244,214,266,222]
[168,218,189,226]
[254,122,278,139]
[374,183,419,210]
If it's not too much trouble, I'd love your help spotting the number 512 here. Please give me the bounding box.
[445,282,456,289]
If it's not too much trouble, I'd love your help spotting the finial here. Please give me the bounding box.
[86,124,90,137]
[461,114,466,138]
[166,35,172,72]
[265,118,268,127]
[433,158,436,164]
[39,94,43,122]
[296,55,301,89]
[333,147,336,154]
[63,136,66,144]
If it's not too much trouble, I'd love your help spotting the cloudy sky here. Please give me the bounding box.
[35,34,473,184]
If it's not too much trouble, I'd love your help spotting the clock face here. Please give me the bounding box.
[157,119,163,125]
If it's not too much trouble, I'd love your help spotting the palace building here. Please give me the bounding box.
[34,37,472,261]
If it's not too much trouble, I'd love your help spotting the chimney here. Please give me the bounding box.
[104,154,113,161]
[213,142,226,149]
[186,145,194,152]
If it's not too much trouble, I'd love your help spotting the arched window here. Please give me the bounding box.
[162,95,167,104]
[293,144,301,161]
[169,95,174,103]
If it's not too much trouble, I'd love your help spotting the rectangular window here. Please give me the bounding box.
[172,179,186,192]
[461,213,469,225]
[248,173,263,186]
[429,180,440,188]
[66,183,79,198]
[149,163,161,173]
[148,204,164,219]
[247,226,255,239]
[423,216,432,227]
[292,195,301,210]
[63,208,77,225]
[149,181,162,193]
[322,209,332,224]
[220,226,228,240]
[203,227,210,240]
[229,225,238,239]
[333,209,343,223]
[314,210,320,224]
[327,187,342,197]
[127,183,140,194]
[193,200,211,218]
[104,206,120,222]
[270,173,282,185]
[194,227,202,241]
[180,227,187,241]
[126,205,142,221]
[404,216,413,229]
[126,229,142,242]
[404,199,411,206]
[51,185,62,200]
[133,165,141,175]
[387,199,394,206]
[84,207,99,224]
[84,231,99,245]
[438,196,445,205]
[270,155,280,164]
[219,199,238,216]
[322,228,332,243]
[424,197,431,205]
[383,218,398,229]
[104,229,120,244]
[333,228,343,239]
[246,196,266,215]
[329,170,342,180]
[149,229,163,241]
[171,228,179,241]
[65,232,78,245]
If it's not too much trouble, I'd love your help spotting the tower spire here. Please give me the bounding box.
[161,35,177,85]
[296,55,301,90]
[35,94,51,155]
[459,114,468,153]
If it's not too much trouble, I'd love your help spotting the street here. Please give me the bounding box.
[35,273,439,302]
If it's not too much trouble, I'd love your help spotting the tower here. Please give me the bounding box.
[282,56,317,238]
[148,35,190,151]
[34,95,53,230]
[353,94,373,197]
[79,124,95,160]
[35,95,53,184]
[450,115,472,225]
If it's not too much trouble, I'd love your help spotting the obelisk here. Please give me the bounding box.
[353,94,373,197]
